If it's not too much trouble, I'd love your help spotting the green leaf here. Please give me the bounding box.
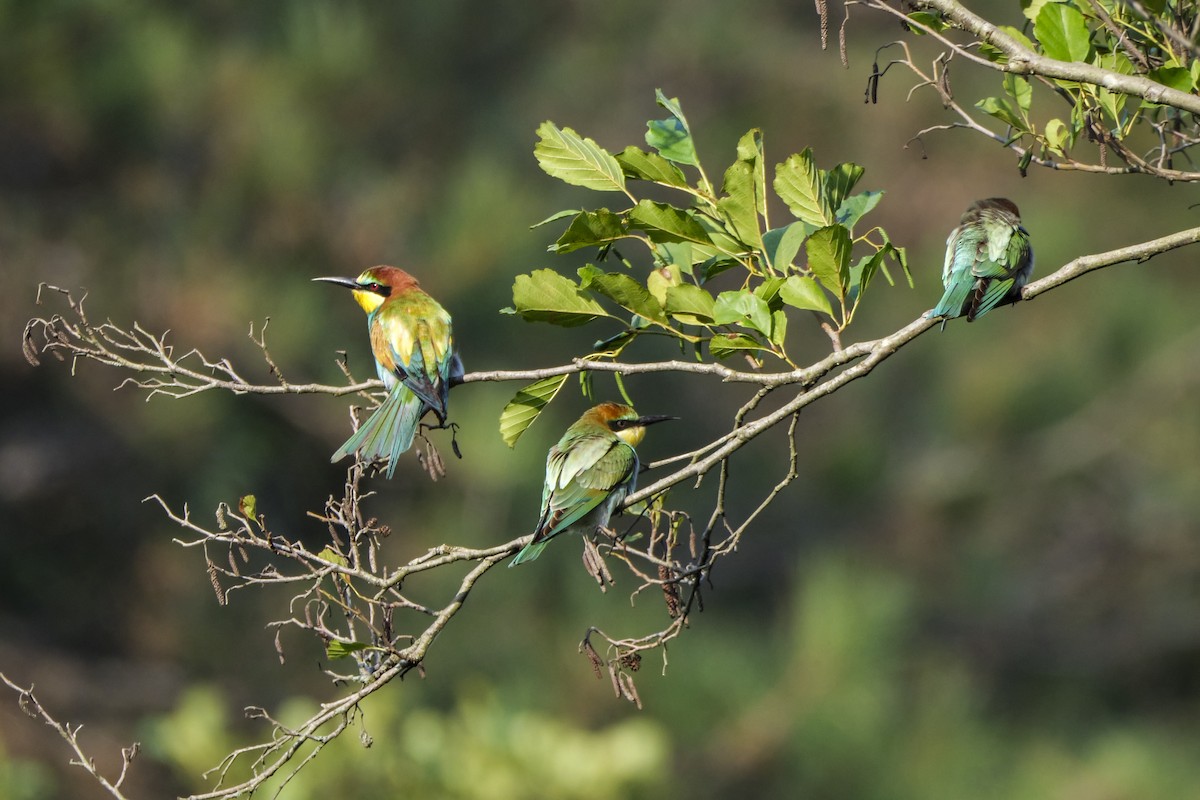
[317,546,348,568]
[701,257,740,283]
[510,269,613,327]
[717,129,766,249]
[877,231,913,288]
[779,274,834,317]
[1004,74,1032,116]
[534,121,627,193]
[656,241,696,276]
[615,146,689,187]
[326,640,372,660]
[1043,118,1069,155]
[980,25,1037,63]
[550,209,628,254]
[577,266,668,324]
[1022,0,1054,23]
[849,251,885,297]
[719,162,760,250]
[763,222,809,271]
[769,309,788,348]
[646,117,697,166]
[654,89,689,124]
[906,11,946,32]
[735,128,766,202]
[530,209,581,229]
[1034,3,1092,63]
[1149,66,1195,93]
[316,546,350,588]
[976,96,1026,131]
[646,264,681,304]
[712,290,773,337]
[823,163,865,214]
[834,190,884,233]
[629,200,714,246]
[664,284,716,323]
[708,333,768,360]
[646,91,698,166]
[1096,88,1126,130]
[805,225,852,298]
[774,149,831,228]
[692,213,747,257]
[499,374,568,448]
[754,276,787,308]
[1096,52,1136,76]
[238,495,257,519]
[591,329,639,354]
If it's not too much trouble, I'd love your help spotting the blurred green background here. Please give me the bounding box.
[4,1,1200,797]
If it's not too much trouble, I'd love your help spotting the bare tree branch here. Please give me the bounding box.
[1023,226,1200,297]
[0,672,138,800]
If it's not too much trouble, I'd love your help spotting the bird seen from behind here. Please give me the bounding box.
[510,402,676,567]
[928,197,1034,323]
[314,266,462,478]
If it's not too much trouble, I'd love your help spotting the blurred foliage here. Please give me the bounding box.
[0,741,51,800]
[144,684,668,799]
[5,0,1200,798]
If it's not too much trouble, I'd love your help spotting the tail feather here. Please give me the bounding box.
[968,277,1015,321]
[930,278,974,319]
[509,539,549,567]
[332,385,423,478]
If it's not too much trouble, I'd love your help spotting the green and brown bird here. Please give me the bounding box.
[314,266,462,477]
[929,197,1034,322]
[510,402,675,567]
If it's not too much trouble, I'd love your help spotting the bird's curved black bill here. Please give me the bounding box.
[636,415,678,427]
[312,276,361,290]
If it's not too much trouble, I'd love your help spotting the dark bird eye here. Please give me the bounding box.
[610,419,631,430]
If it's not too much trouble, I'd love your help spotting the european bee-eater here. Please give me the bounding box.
[314,266,462,478]
[510,402,675,567]
[928,197,1034,322]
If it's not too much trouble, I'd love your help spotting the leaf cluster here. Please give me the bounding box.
[506,91,911,369]
[914,0,1200,175]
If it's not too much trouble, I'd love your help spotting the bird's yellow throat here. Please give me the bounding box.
[351,289,386,315]
[615,425,647,448]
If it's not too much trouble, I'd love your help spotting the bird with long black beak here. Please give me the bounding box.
[314,266,462,477]
[511,402,676,566]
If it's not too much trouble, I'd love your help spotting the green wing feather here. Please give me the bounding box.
[969,223,1032,319]
[575,440,638,491]
[930,225,980,318]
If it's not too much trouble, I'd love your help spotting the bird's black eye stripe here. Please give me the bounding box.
[359,281,391,296]
[610,419,632,430]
